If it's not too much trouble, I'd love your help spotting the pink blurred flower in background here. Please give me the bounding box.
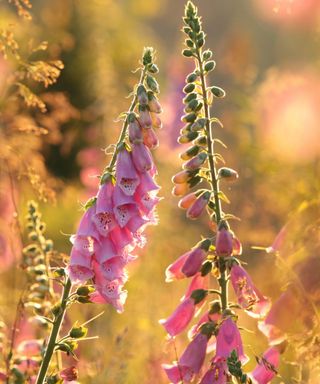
[254,0,320,26]
[256,69,320,162]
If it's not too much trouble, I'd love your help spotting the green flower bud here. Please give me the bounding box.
[76,286,95,296]
[201,260,213,276]
[204,61,216,72]
[190,288,208,304]
[183,83,196,94]
[182,49,194,57]
[183,92,197,103]
[211,86,226,98]
[69,325,88,339]
[146,75,159,93]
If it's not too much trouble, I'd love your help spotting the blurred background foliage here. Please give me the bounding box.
[0,0,320,382]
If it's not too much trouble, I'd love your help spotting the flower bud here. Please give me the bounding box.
[142,128,159,149]
[69,325,88,339]
[181,112,197,124]
[211,86,226,98]
[151,113,162,129]
[129,120,143,143]
[172,183,189,197]
[186,191,211,219]
[146,74,159,93]
[191,118,208,132]
[180,145,200,160]
[178,192,197,209]
[137,85,148,106]
[204,60,216,72]
[138,106,152,129]
[131,143,153,173]
[200,260,212,276]
[215,221,233,257]
[178,131,198,144]
[172,170,190,184]
[147,92,162,113]
[76,285,95,296]
[190,288,208,304]
[218,167,239,182]
[183,83,196,93]
[186,72,198,83]
[183,152,207,170]
[183,92,197,104]
[194,135,207,146]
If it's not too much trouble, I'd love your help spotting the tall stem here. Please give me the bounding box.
[36,66,148,384]
[194,48,228,311]
[105,67,147,174]
[35,278,71,384]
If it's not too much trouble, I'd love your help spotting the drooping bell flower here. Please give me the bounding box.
[165,252,190,282]
[216,317,248,364]
[159,297,196,337]
[163,332,209,383]
[200,357,228,384]
[60,366,78,382]
[151,113,162,129]
[249,347,280,384]
[266,225,287,254]
[183,273,209,300]
[131,143,153,173]
[112,186,139,228]
[116,148,140,196]
[215,221,233,257]
[148,92,162,113]
[230,264,270,318]
[186,191,211,220]
[172,169,191,184]
[142,127,159,149]
[172,182,189,197]
[178,191,197,209]
[188,301,221,339]
[258,287,300,345]
[93,179,117,236]
[138,106,152,128]
[181,239,211,277]
[90,273,127,313]
[128,119,143,143]
[68,248,94,283]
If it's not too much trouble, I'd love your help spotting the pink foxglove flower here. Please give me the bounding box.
[131,143,153,173]
[215,223,233,257]
[181,239,211,277]
[68,85,162,315]
[216,318,248,364]
[116,148,140,196]
[258,288,300,345]
[200,357,228,384]
[178,191,197,209]
[186,191,210,219]
[159,297,196,337]
[249,347,280,384]
[230,264,270,318]
[163,333,209,383]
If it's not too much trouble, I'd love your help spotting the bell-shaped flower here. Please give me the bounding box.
[112,186,139,228]
[186,191,210,220]
[249,347,280,384]
[230,264,270,318]
[181,239,211,277]
[216,317,248,364]
[143,127,159,149]
[131,143,153,173]
[215,222,233,257]
[258,287,300,345]
[68,248,94,283]
[116,148,140,196]
[200,357,228,384]
[91,267,127,313]
[178,192,197,209]
[163,333,209,383]
[159,297,196,337]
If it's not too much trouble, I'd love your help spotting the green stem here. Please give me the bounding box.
[104,67,147,174]
[35,278,72,384]
[194,47,228,311]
